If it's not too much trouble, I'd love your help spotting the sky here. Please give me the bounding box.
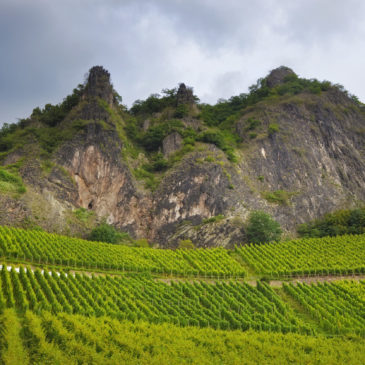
[1,0,365,125]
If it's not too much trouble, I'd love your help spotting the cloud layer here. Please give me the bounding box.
[1,0,364,124]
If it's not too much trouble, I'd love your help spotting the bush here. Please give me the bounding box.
[246,211,282,244]
[174,104,189,118]
[196,130,238,162]
[247,118,261,130]
[0,167,26,194]
[202,214,225,224]
[262,190,295,206]
[140,120,184,151]
[88,223,131,244]
[268,123,279,136]
[297,208,365,237]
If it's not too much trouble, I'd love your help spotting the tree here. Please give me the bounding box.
[88,223,118,244]
[246,211,282,244]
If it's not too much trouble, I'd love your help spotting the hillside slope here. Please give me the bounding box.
[0,66,364,247]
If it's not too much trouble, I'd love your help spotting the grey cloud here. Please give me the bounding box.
[1,0,365,125]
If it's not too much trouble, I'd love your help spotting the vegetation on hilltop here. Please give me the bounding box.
[0,66,361,175]
[297,207,365,237]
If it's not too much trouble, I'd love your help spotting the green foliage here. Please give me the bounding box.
[196,130,238,162]
[268,123,279,136]
[284,281,365,335]
[297,208,365,237]
[202,214,225,224]
[1,268,307,334]
[174,103,189,118]
[88,223,133,245]
[130,88,178,115]
[0,225,246,277]
[149,153,169,172]
[74,208,94,223]
[133,167,160,191]
[0,309,364,364]
[246,211,282,244]
[0,123,19,152]
[1,309,29,363]
[0,166,26,195]
[31,84,84,127]
[262,190,295,205]
[237,233,365,277]
[88,223,121,244]
[178,239,195,249]
[273,74,329,96]
[133,238,150,248]
[198,74,338,136]
[246,117,261,130]
[140,120,184,151]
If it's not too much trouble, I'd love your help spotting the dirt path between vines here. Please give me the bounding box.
[1,262,364,286]
[158,274,365,286]
[265,274,365,287]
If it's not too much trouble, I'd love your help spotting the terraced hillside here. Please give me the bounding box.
[236,234,365,277]
[1,226,365,280]
[1,308,364,365]
[0,227,365,363]
[0,226,245,278]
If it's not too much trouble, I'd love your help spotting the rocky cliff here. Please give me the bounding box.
[0,65,364,247]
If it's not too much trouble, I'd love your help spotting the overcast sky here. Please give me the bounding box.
[1,0,365,125]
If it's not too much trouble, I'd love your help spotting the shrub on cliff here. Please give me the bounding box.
[297,208,365,237]
[88,223,132,244]
[246,211,282,244]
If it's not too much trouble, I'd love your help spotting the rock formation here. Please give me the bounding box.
[265,66,296,88]
[1,66,364,247]
[176,83,195,105]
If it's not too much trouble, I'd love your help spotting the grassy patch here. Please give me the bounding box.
[0,166,26,195]
[133,167,161,191]
[262,190,296,205]
[74,208,95,222]
[202,214,225,224]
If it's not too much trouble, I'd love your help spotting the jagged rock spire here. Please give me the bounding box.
[84,66,114,104]
[176,83,195,105]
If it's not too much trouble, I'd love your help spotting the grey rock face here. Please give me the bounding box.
[2,66,365,248]
[176,83,195,105]
[162,132,183,157]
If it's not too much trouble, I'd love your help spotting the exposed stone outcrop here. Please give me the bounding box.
[176,83,195,105]
[1,65,364,247]
[150,145,238,246]
[266,66,296,88]
[55,123,152,238]
[84,66,114,105]
[162,132,183,157]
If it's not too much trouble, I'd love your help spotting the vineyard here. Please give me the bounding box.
[283,280,365,336]
[1,265,365,338]
[0,226,365,363]
[1,308,364,365]
[1,226,365,280]
[0,265,311,334]
[0,226,245,278]
[237,234,365,277]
